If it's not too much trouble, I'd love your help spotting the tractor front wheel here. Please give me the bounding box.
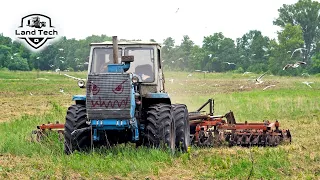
[143,103,176,152]
[172,104,190,152]
[64,104,91,154]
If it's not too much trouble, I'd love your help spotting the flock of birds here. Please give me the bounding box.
[29,46,315,96]
[166,47,316,91]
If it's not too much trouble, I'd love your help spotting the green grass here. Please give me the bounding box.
[0,70,319,179]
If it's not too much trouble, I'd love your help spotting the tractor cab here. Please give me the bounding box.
[76,40,167,104]
[88,41,163,84]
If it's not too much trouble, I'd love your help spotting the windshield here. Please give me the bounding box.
[124,47,155,82]
[90,46,155,82]
[90,47,122,73]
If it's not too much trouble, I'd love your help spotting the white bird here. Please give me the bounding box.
[283,61,307,70]
[36,57,40,60]
[208,54,212,58]
[59,57,65,59]
[223,62,236,65]
[255,72,267,84]
[169,78,174,83]
[263,85,275,90]
[301,73,310,77]
[63,74,85,81]
[55,68,60,72]
[30,92,33,96]
[290,48,307,58]
[302,81,314,88]
[187,73,192,77]
[59,48,64,51]
[59,88,65,94]
[240,55,245,58]
[171,61,175,63]
[243,72,252,75]
[13,53,18,56]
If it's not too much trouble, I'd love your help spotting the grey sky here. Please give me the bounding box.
[0,0,303,45]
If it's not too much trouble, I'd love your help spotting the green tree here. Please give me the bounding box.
[236,30,270,73]
[273,0,320,62]
[7,55,29,71]
[0,45,11,68]
[268,24,305,75]
[202,32,237,72]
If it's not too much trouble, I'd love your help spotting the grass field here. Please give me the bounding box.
[0,70,319,179]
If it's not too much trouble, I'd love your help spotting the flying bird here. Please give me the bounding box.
[283,61,307,70]
[175,8,179,13]
[223,62,236,65]
[242,72,252,75]
[301,73,310,77]
[263,85,275,90]
[302,81,314,88]
[290,48,307,58]
[255,72,267,84]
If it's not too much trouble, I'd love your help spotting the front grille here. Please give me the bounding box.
[86,73,132,120]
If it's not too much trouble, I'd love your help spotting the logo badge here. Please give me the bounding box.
[14,14,59,51]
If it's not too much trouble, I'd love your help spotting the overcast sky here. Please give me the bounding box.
[0,0,303,45]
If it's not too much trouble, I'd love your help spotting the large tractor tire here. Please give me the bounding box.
[64,104,91,154]
[143,103,176,152]
[172,104,190,152]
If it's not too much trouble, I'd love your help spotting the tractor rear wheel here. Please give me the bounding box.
[143,103,175,152]
[64,104,91,154]
[172,104,190,152]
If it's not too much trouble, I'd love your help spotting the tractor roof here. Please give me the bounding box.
[90,40,161,47]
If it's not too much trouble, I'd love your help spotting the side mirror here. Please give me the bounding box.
[121,55,134,63]
[78,80,85,88]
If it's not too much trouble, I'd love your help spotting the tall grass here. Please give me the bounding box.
[0,70,319,179]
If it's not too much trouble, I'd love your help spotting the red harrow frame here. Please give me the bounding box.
[188,99,292,147]
[31,99,292,147]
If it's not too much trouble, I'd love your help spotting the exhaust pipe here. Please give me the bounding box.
[112,36,119,64]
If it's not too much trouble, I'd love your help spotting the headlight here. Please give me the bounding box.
[132,76,139,83]
[78,80,85,88]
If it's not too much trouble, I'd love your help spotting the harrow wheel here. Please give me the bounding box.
[172,104,190,152]
[64,104,91,155]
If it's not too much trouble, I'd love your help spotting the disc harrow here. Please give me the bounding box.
[189,99,291,147]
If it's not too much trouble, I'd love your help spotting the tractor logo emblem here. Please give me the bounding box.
[14,14,60,52]
[88,82,100,96]
[112,79,128,94]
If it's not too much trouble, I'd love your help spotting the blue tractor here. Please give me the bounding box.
[64,37,190,154]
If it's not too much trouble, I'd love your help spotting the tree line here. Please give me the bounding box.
[0,0,319,76]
